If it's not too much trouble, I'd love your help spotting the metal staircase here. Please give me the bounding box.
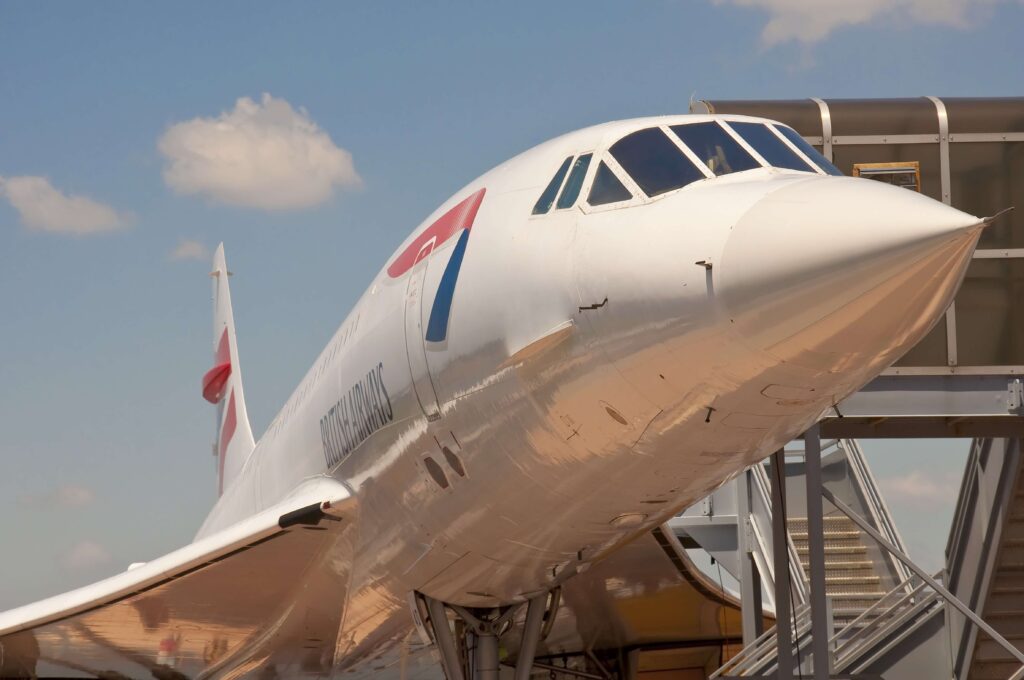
[788,515,887,628]
[945,437,1024,680]
[710,571,947,678]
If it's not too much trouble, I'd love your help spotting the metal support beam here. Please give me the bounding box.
[803,424,831,679]
[810,97,833,162]
[425,597,467,680]
[736,468,764,645]
[475,631,499,680]
[770,449,794,679]
[823,487,1024,674]
[515,593,547,680]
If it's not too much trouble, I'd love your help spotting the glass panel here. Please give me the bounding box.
[588,161,632,206]
[954,259,1024,365]
[532,156,573,215]
[698,99,824,137]
[950,142,1024,249]
[610,127,705,197]
[893,322,947,366]
[775,125,844,175]
[669,122,760,176]
[556,153,592,209]
[827,98,938,136]
[728,122,816,172]
[945,97,1024,134]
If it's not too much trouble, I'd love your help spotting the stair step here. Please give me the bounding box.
[828,591,887,600]
[790,531,862,540]
[825,575,881,585]
[971,661,1021,680]
[796,546,867,555]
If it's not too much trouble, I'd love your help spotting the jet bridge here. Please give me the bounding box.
[666,97,1024,680]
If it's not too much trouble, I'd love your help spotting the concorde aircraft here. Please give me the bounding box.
[0,114,986,679]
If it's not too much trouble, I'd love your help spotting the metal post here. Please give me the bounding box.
[823,487,1024,671]
[475,631,499,680]
[737,468,764,645]
[770,449,794,679]
[803,424,829,680]
[514,593,547,680]
[425,597,467,680]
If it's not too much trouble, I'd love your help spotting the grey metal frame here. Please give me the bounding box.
[806,96,1024,376]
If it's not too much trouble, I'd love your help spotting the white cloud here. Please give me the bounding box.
[715,0,1017,46]
[0,176,131,235]
[61,539,111,571]
[19,483,96,508]
[169,238,209,261]
[158,93,361,211]
[879,470,960,506]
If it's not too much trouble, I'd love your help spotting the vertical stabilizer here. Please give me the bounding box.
[203,243,257,496]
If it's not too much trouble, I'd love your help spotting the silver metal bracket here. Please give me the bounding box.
[1008,378,1024,414]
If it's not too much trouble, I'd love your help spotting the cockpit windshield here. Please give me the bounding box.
[609,127,706,197]
[773,125,844,176]
[532,119,844,216]
[726,121,817,173]
[669,122,760,176]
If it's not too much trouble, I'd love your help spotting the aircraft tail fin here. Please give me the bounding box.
[203,243,257,496]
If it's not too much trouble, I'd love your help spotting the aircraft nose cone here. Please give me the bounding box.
[719,176,982,374]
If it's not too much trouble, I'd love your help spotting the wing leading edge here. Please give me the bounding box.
[0,479,355,679]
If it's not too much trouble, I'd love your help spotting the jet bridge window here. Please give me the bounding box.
[533,156,573,215]
[588,161,633,205]
[728,121,817,173]
[556,153,593,209]
[774,125,844,176]
[610,127,706,197]
[669,122,760,176]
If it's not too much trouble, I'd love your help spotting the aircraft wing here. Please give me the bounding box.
[0,479,356,680]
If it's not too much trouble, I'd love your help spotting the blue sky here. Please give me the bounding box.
[1,1,1021,608]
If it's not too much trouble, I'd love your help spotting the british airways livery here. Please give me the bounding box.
[0,114,986,679]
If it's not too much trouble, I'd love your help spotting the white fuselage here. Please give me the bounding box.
[194,114,981,673]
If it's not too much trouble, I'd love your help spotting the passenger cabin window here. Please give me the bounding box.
[610,127,705,197]
[556,153,592,209]
[728,122,817,173]
[532,156,573,215]
[588,161,632,206]
[670,122,760,176]
[774,125,844,176]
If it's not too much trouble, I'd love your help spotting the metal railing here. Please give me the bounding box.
[712,486,1024,679]
[749,461,810,606]
[840,439,914,587]
[710,572,941,678]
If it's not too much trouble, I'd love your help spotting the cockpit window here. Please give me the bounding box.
[588,161,633,206]
[533,156,573,215]
[774,125,844,176]
[669,122,760,176]
[727,122,816,173]
[610,127,706,197]
[556,153,592,209]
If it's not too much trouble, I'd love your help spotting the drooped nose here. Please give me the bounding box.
[719,175,982,373]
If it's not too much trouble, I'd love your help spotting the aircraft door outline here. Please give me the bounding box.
[405,245,442,421]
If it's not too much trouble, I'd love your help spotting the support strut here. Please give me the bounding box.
[419,591,556,680]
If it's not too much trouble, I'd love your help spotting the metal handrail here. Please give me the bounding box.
[836,590,943,673]
[710,603,813,678]
[944,438,983,583]
[824,487,1024,679]
[840,439,914,587]
[831,574,928,657]
[749,461,809,604]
